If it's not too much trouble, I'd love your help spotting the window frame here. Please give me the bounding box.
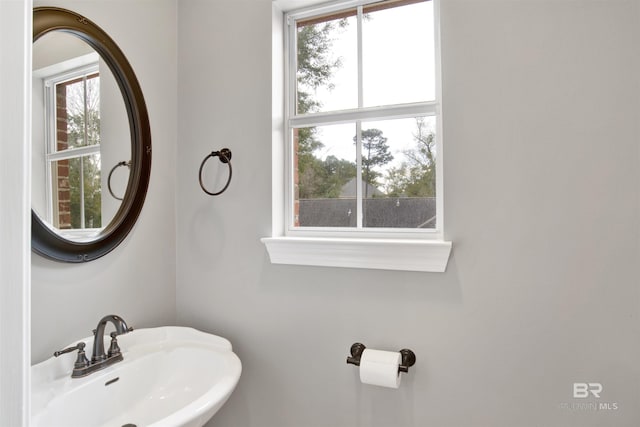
[263,0,452,272]
[286,0,443,239]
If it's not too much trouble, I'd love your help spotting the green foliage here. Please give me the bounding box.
[66,108,100,148]
[356,128,393,190]
[296,21,345,103]
[385,118,436,197]
[297,25,333,92]
[298,154,356,199]
[68,155,102,229]
[296,19,355,199]
[64,77,102,228]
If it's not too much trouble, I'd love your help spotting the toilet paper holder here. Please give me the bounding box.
[346,342,416,373]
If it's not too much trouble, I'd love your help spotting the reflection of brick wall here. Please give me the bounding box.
[55,84,71,229]
[293,128,300,226]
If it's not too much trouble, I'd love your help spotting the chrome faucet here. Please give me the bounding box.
[54,314,133,378]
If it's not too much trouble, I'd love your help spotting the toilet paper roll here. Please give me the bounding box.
[359,348,402,388]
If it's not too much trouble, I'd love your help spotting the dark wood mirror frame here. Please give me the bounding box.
[32,7,151,262]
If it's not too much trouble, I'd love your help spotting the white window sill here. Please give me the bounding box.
[261,237,452,272]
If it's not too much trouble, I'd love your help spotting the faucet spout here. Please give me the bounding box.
[91,314,130,363]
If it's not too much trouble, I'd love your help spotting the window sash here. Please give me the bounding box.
[287,118,440,238]
[289,101,437,128]
[295,0,428,27]
[43,64,101,229]
[288,0,430,28]
[284,0,442,239]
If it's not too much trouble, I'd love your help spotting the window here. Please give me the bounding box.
[44,63,103,234]
[263,0,451,272]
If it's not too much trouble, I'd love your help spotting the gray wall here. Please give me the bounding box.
[176,1,640,427]
[31,0,178,363]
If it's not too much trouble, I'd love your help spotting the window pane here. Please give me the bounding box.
[294,123,357,227]
[296,12,357,114]
[56,73,101,150]
[52,153,102,230]
[361,116,436,228]
[81,153,102,229]
[362,0,435,107]
[84,75,100,146]
[51,158,72,229]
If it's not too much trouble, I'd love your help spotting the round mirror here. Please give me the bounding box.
[32,7,151,262]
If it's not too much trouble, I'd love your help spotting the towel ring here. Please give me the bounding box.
[199,148,232,196]
[107,160,131,201]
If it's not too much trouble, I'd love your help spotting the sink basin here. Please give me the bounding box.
[31,326,242,427]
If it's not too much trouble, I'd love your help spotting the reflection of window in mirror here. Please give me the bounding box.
[29,48,104,239]
[43,62,102,234]
[33,36,132,242]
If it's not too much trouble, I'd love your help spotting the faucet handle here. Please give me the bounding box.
[54,342,90,376]
[54,342,86,357]
[107,332,121,358]
[73,343,90,370]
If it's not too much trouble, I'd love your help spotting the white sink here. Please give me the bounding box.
[31,326,242,427]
